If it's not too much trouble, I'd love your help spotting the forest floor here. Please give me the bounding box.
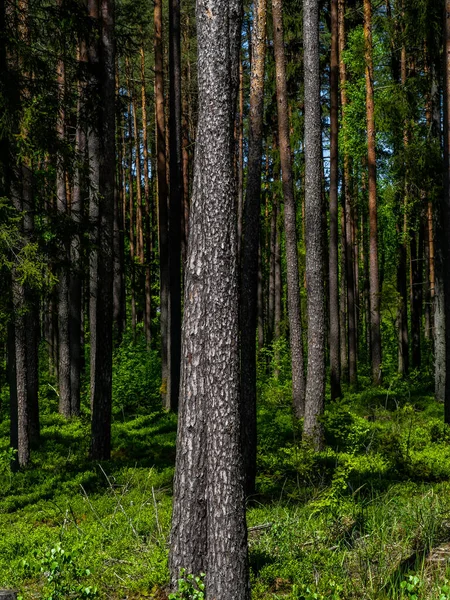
[1,347,450,598]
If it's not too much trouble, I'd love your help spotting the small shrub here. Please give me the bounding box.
[26,544,98,600]
[112,334,161,416]
[400,574,422,600]
[322,404,371,454]
[293,580,343,599]
[169,570,205,600]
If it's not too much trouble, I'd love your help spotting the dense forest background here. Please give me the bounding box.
[2,0,450,597]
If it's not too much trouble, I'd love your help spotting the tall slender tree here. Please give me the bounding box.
[240,0,267,495]
[364,0,382,385]
[272,0,306,418]
[56,46,71,418]
[168,0,182,412]
[169,0,249,596]
[303,0,325,446]
[88,0,115,460]
[338,0,357,386]
[443,0,450,421]
[154,0,169,407]
[329,0,341,399]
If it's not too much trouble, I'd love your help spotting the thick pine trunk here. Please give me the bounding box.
[239,0,266,496]
[272,0,306,418]
[303,0,325,446]
[88,0,115,460]
[169,1,249,596]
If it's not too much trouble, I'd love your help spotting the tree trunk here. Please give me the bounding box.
[168,0,182,412]
[272,0,306,418]
[257,242,265,349]
[131,72,144,265]
[303,0,325,446]
[141,47,152,347]
[113,67,125,346]
[268,192,276,344]
[56,51,71,418]
[410,221,423,369]
[274,197,282,378]
[154,0,170,407]
[169,1,249,597]
[239,0,266,496]
[394,36,409,376]
[329,0,341,399]
[442,0,450,419]
[364,0,382,385]
[338,0,356,387]
[340,202,348,381]
[69,41,87,417]
[237,60,244,260]
[88,0,115,460]
[126,94,137,337]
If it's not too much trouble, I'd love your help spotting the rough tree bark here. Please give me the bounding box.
[239,0,266,496]
[443,0,450,420]
[338,0,357,386]
[364,0,382,385]
[56,48,71,418]
[168,0,182,412]
[303,0,326,447]
[154,0,170,407]
[113,65,125,346]
[141,47,152,347]
[169,0,249,597]
[88,0,115,460]
[69,41,86,418]
[329,0,341,399]
[272,0,306,418]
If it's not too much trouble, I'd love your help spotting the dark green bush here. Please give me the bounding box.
[112,333,161,417]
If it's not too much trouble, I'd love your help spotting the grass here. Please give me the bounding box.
[1,344,450,598]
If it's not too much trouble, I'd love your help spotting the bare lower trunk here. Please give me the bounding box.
[88,0,115,460]
[56,55,71,418]
[364,0,382,385]
[303,0,325,447]
[154,0,169,407]
[410,222,423,370]
[239,0,267,495]
[329,0,341,399]
[272,0,305,418]
[444,0,450,420]
[168,0,182,411]
[141,48,152,347]
[169,1,249,596]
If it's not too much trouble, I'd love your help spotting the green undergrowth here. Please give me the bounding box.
[1,347,450,598]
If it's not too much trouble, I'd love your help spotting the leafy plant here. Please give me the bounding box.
[400,575,423,600]
[293,580,343,600]
[169,569,205,600]
[38,544,98,600]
